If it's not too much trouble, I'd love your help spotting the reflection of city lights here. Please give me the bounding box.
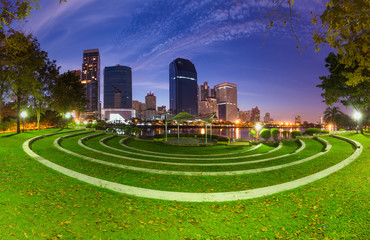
[328,124,332,131]
[201,128,205,134]
[236,128,240,139]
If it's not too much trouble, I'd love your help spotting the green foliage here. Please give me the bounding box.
[317,53,369,114]
[291,130,302,139]
[322,130,330,134]
[51,71,87,124]
[259,129,271,141]
[339,129,346,131]
[303,128,322,136]
[92,121,105,130]
[271,128,280,141]
[313,1,369,86]
[282,130,290,139]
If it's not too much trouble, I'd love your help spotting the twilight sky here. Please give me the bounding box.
[19,0,351,122]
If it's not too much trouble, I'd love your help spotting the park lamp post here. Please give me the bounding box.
[255,123,262,140]
[21,111,27,133]
[65,112,71,128]
[353,111,362,133]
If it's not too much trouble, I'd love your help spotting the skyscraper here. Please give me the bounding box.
[104,65,132,109]
[200,81,210,101]
[169,58,198,116]
[251,106,260,123]
[214,82,237,122]
[102,65,134,122]
[145,91,156,120]
[264,112,271,123]
[81,49,100,118]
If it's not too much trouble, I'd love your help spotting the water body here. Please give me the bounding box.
[139,127,305,140]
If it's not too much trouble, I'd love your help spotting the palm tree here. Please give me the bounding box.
[323,107,343,130]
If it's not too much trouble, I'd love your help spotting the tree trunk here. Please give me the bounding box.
[37,110,41,130]
[0,97,2,124]
[17,94,20,133]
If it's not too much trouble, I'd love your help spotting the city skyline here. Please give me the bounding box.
[20,0,353,122]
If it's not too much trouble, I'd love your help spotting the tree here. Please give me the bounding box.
[0,0,66,30]
[4,30,46,133]
[30,59,60,130]
[317,52,369,133]
[323,106,344,130]
[51,71,86,128]
[260,129,271,141]
[0,30,10,123]
[312,0,369,86]
[262,0,369,86]
[271,128,280,141]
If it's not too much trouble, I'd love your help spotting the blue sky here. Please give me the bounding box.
[19,0,350,122]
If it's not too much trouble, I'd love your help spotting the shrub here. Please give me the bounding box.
[303,128,322,136]
[282,130,290,139]
[259,129,271,141]
[271,128,280,141]
[92,121,106,130]
[85,123,92,128]
[291,130,302,139]
[339,129,346,131]
[322,130,329,134]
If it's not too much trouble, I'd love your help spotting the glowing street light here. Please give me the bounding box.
[353,111,362,133]
[21,111,27,133]
[255,123,262,140]
[65,112,72,119]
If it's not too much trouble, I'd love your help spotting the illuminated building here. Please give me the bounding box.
[132,100,146,119]
[200,81,210,101]
[145,91,156,120]
[251,106,260,123]
[215,82,237,122]
[239,110,251,122]
[264,112,271,123]
[81,49,100,119]
[295,115,302,124]
[102,65,133,122]
[169,58,198,115]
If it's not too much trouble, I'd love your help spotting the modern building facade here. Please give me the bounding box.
[198,98,218,118]
[81,49,100,119]
[214,82,237,122]
[251,106,260,123]
[132,100,146,120]
[200,82,210,101]
[145,91,156,120]
[104,65,132,109]
[169,58,198,116]
[264,112,271,123]
[103,65,133,122]
[239,110,251,123]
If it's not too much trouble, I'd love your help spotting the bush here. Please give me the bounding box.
[291,130,302,139]
[85,123,92,128]
[92,121,106,130]
[282,130,290,139]
[303,128,322,136]
[322,130,329,134]
[339,129,346,131]
[259,129,271,141]
[271,128,280,141]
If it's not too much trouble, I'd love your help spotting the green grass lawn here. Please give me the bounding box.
[0,129,368,239]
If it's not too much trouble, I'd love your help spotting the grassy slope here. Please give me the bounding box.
[0,130,368,239]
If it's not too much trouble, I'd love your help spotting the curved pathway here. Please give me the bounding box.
[52,133,328,176]
[118,136,263,157]
[83,134,307,166]
[23,133,363,202]
[98,135,284,161]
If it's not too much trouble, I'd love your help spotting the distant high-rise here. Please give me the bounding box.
[251,106,260,123]
[295,115,302,124]
[145,91,156,120]
[81,49,100,117]
[239,110,251,122]
[264,112,271,123]
[200,82,210,101]
[215,82,237,122]
[132,100,146,119]
[169,58,198,116]
[104,65,132,109]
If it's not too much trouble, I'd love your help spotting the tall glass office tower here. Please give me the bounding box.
[82,49,100,117]
[169,58,198,116]
[103,65,132,109]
